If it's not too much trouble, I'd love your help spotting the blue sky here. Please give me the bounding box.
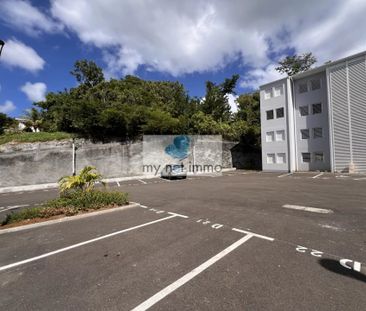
[1,0,365,117]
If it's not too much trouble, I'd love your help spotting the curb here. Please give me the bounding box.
[0,202,139,235]
[0,168,237,194]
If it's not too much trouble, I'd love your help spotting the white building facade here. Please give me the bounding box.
[260,51,366,173]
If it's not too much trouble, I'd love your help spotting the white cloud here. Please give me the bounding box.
[1,39,45,73]
[21,82,47,102]
[49,0,366,85]
[240,64,284,90]
[0,0,63,36]
[227,94,238,113]
[0,100,16,114]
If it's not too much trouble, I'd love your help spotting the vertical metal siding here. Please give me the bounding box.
[329,65,351,172]
[349,58,366,172]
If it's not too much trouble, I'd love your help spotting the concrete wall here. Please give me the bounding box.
[0,139,238,188]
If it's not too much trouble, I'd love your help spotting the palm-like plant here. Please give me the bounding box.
[23,108,43,132]
[59,166,105,194]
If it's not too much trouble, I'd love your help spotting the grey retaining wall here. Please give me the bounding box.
[0,140,238,188]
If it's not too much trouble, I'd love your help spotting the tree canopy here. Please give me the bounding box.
[70,59,105,88]
[32,60,260,147]
[0,113,16,135]
[275,53,317,76]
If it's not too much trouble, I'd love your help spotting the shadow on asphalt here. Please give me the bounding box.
[319,259,366,283]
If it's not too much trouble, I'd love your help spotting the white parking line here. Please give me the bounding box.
[0,204,30,213]
[282,204,333,214]
[278,173,292,178]
[232,228,274,241]
[131,233,254,311]
[312,172,324,179]
[116,181,121,187]
[0,214,186,272]
[138,179,147,184]
[354,177,366,181]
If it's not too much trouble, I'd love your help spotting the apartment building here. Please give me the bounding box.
[260,50,366,173]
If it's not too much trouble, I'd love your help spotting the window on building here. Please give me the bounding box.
[266,110,274,120]
[277,153,286,164]
[299,82,308,94]
[267,153,276,164]
[276,107,284,118]
[301,129,310,139]
[314,152,324,162]
[313,127,323,139]
[266,131,274,142]
[264,89,272,100]
[302,153,311,163]
[310,79,321,91]
[273,86,283,97]
[312,103,322,114]
[276,130,285,141]
[299,105,309,116]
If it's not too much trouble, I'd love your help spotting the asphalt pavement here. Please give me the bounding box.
[0,171,365,310]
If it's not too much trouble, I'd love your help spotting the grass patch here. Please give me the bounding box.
[2,190,129,226]
[0,131,74,145]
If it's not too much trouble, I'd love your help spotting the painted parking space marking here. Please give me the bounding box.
[0,213,188,272]
[232,228,274,241]
[196,218,224,230]
[131,233,255,311]
[0,204,30,213]
[278,172,292,178]
[151,193,364,275]
[138,179,148,184]
[295,245,364,273]
[354,177,366,181]
[282,204,333,214]
[312,172,324,179]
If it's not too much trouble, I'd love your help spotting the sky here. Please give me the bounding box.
[1,0,366,117]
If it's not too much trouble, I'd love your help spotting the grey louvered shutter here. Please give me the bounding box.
[329,64,351,172]
[349,58,366,172]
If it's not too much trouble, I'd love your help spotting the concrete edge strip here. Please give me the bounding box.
[282,204,333,214]
[0,204,30,213]
[0,203,140,235]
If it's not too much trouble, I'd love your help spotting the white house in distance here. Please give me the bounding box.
[260,50,366,173]
[15,118,39,132]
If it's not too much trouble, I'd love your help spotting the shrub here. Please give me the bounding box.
[2,190,128,226]
[58,166,104,194]
[46,190,129,210]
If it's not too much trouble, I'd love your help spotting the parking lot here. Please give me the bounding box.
[0,170,365,310]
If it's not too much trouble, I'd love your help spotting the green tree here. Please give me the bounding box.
[0,113,16,135]
[190,111,219,135]
[235,92,261,148]
[275,53,317,76]
[201,74,239,122]
[70,59,105,88]
[142,109,180,135]
[236,92,260,127]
